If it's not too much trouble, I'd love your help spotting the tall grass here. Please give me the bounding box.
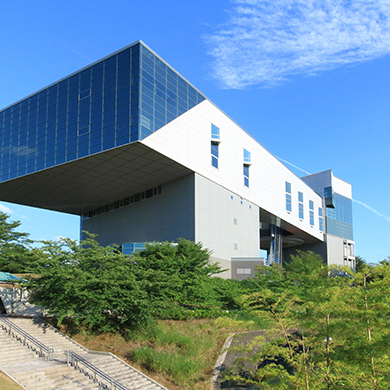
[127,315,269,388]
[57,315,270,389]
[129,346,204,384]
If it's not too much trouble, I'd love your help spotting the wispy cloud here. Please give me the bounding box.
[276,156,311,175]
[67,47,93,62]
[0,203,13,214]
[352,199,390,223]
[206,0,390,88]
[275,157,390,224]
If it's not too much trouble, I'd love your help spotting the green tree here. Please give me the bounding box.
[225,251,390,389]
[28,235,151,332]
[131,239,224,318]
[355,255,369,273]
[331,263,390,388]
[0,212,36,273]
[28,236,227,330]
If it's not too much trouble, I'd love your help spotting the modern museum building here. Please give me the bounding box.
[0,41,355,279]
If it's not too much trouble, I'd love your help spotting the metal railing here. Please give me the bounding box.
[31,316,89,353]
[87,350,169,390]
[66,350,128,390]
[0,314,53,360]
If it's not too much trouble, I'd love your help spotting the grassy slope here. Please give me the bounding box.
[0,372,23,390]
[54,316,268,390]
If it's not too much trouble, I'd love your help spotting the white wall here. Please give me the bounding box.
[326,235,345,267]
[142,100,324,242]
[0,286,45,316]
[333,176,352,199]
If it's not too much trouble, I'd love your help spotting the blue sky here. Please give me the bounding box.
[0,0,389,262]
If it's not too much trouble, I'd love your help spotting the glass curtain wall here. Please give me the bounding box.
[0,42,206,183]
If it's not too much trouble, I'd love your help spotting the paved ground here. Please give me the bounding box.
[213,329,299,389]
[212,330,267,389]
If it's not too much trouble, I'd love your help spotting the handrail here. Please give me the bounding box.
[87,350,169,389]
[31,316,89,352]
[0,314,53,360]
[67,350,128,390]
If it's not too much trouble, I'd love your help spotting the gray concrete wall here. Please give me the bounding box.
[211,256,232,279]
[82,174,196,246]
[231,258,265,281]
[194,174,260,264]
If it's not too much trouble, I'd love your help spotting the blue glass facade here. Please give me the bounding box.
[122,242,146,255]
[326,192,353,240]
[0,41,205,184]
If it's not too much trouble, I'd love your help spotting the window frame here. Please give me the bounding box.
[298,191,304,219]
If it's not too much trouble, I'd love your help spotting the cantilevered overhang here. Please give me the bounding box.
[0,142,192,215]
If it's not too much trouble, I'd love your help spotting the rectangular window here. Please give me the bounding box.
[211,142,219,169]
[324,186,335,208]
[348,243,355,257]
[122,242,146,255]
[309,200,314,226]
[237,268,251,275]
[211,123,220,140]
[243,164,249,187]
[298,191,304,219]
[285,181,292,212]
[319,207,324,232]
[211,124,220,169]
[244,148,251,163]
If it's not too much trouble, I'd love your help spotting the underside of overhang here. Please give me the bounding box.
[259,208,323,250]
[0,142,192,215]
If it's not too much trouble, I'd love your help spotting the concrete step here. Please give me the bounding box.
[7,362,101,390]
[0,333,41,367]
[1,317,168,390]
[0,352,40,364]
[5,318,87,356]
[86,354,164,389]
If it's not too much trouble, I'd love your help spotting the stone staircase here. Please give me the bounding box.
[0,327,40,367]
[0,317,168,390]
[4,361,102,390]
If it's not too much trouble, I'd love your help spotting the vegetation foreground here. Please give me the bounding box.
[50,316,267,390]
[1,211,390,389]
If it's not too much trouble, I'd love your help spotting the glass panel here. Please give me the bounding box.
[244,149,251,163]
[212,156,218,169]
[211,123,220,139]
[211,143,218,158]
